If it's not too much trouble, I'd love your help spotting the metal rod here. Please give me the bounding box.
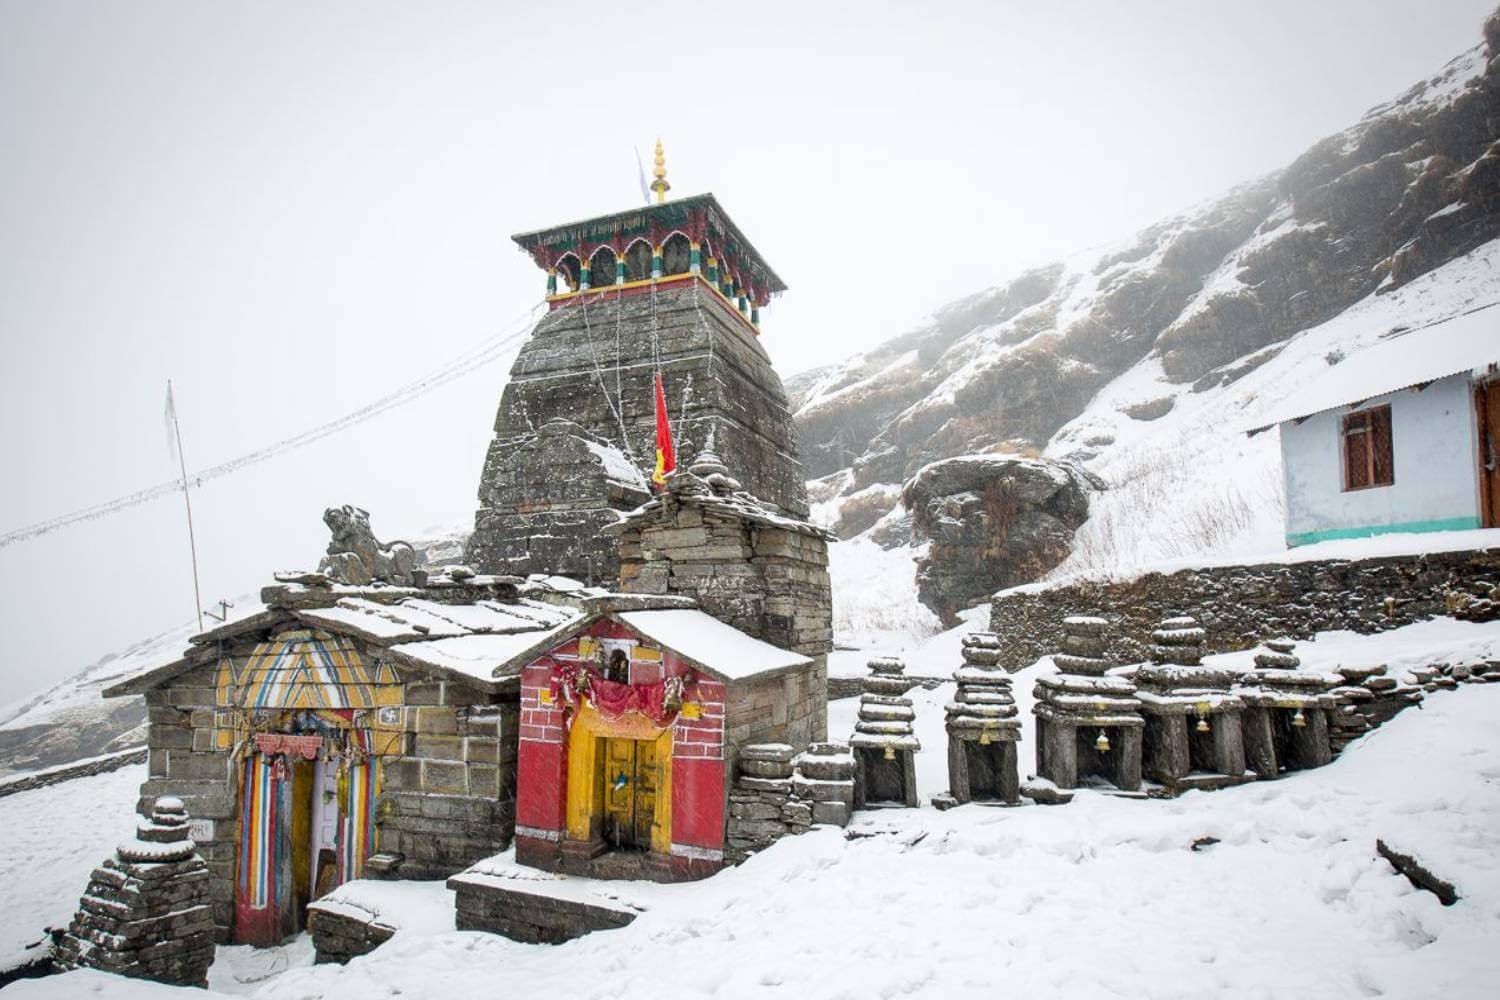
[169,380,205,632]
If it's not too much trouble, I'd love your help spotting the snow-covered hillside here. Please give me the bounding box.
[797,15,1500,624]
[9,617,1500,999]
[0,595,262,778]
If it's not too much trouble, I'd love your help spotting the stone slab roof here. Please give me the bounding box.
[103,581,585,698]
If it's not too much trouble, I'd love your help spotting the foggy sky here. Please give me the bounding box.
[1,0,1495,707]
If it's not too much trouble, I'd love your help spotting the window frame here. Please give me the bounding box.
[1341,403,1394,492]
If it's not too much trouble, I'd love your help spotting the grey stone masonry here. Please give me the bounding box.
[55,797,215,988]
[466,280,810,583]
[989,547,1500,670]
[943,632,1021,805]
[1132,615,1252,793]
[1235,639,1340,779]
[1033,616,1144,792]
[725,742,854,863]
[610,452,834,660]
[850,658,920,808]
[611,451,833,746]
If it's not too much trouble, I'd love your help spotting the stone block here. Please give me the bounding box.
[422,760,469,794]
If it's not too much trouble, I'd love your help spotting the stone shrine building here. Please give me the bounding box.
[466,149,810,584]
[100,567,583,946]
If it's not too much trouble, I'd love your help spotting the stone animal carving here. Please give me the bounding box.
[317,505,417,586]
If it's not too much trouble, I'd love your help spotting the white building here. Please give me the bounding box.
[1250,313,1499,547]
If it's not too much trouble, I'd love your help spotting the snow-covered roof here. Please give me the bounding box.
[386,624,582,686]
[1247,307,1499,433]
[103,586,583,697]
[615,608,812,681]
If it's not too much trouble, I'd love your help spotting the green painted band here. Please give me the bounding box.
[1286,516,1483,547]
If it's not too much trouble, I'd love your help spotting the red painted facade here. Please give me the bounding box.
[514,617,729,879]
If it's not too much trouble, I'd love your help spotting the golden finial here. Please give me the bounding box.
[651,137,670,204]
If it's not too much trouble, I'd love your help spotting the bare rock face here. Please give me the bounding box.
[902,455,1101,623]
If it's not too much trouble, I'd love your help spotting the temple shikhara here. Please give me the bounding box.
[465,141,808,585]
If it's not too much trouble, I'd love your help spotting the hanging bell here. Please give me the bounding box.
[979,727,993,746]
[1291,708,1307,728]
[883,744,897,761]
[1095,729,1111,752]
[1196,715,1211,734]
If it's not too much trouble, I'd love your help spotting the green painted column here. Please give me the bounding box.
[690,242,702,274]
[546,269,557,296]
[579,262,591,291]
[651,245,663,280]
[706,256,719,286]
[615,256,626,285]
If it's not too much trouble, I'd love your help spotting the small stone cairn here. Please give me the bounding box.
[1135,615,1250,791]
[939,632,1021,806]
[55,797,214,987]
[1236,639,1340,778]
[726,743,855,863]
[1327,662,1427,754]
[850,656,921,807]
[1033,616,1143,792]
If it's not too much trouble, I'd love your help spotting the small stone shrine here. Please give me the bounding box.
[1033,616,1144,791]
[1135,614,1251,792]
[850,656,921,807]
[55,797,215,988]
[942,632,1021,805]
[1236,639,1339,779]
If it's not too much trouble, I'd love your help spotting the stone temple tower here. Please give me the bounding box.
[466,146,809,582]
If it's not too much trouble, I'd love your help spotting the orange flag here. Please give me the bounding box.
[652,373,676,488]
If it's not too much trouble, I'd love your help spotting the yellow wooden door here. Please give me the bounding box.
[601,737,657,849]
[633,738,657,848]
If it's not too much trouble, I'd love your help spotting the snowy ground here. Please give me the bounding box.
[0,764,142,967]
[7,618,1500,999]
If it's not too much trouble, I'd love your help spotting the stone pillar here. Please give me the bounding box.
[1135,614,1252,792]
[1237,638,1340,777]
[1033,616,1144,792]
[940,632,1020,807]
[850,657,920,808]
[55,797,215,988]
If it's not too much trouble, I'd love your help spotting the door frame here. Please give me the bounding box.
[565,701,673,854]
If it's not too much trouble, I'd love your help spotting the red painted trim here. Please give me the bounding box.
[671,756,726,849]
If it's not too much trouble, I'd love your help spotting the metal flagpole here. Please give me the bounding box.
[166,380,205,632]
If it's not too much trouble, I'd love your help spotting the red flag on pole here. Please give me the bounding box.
[652,372,676,489]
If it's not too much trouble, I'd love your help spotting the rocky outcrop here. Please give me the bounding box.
[903,455,1101,622]
[792,12,1500,496]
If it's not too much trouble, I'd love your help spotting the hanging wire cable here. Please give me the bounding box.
[0,302,547,549]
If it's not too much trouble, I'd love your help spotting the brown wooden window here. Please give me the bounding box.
[1342,404,1394,490]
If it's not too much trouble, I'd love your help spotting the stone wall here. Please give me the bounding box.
[135,663,519,938]
[375,683,520,881]
[467,281,811,582]
[0,746,146,799]
[989,546,1500,670]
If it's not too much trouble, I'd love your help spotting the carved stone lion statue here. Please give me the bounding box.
[317,505,417,586]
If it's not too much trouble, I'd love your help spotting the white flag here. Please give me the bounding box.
[635,147,651,206]
[165,381,179,463]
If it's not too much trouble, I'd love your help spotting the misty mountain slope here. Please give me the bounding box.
[791,21,1500,500]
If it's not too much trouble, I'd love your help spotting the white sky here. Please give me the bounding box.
[1,0,1494,707]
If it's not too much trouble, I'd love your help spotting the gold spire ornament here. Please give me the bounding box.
[650,138,671,204]
[1095,729,1111,752]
